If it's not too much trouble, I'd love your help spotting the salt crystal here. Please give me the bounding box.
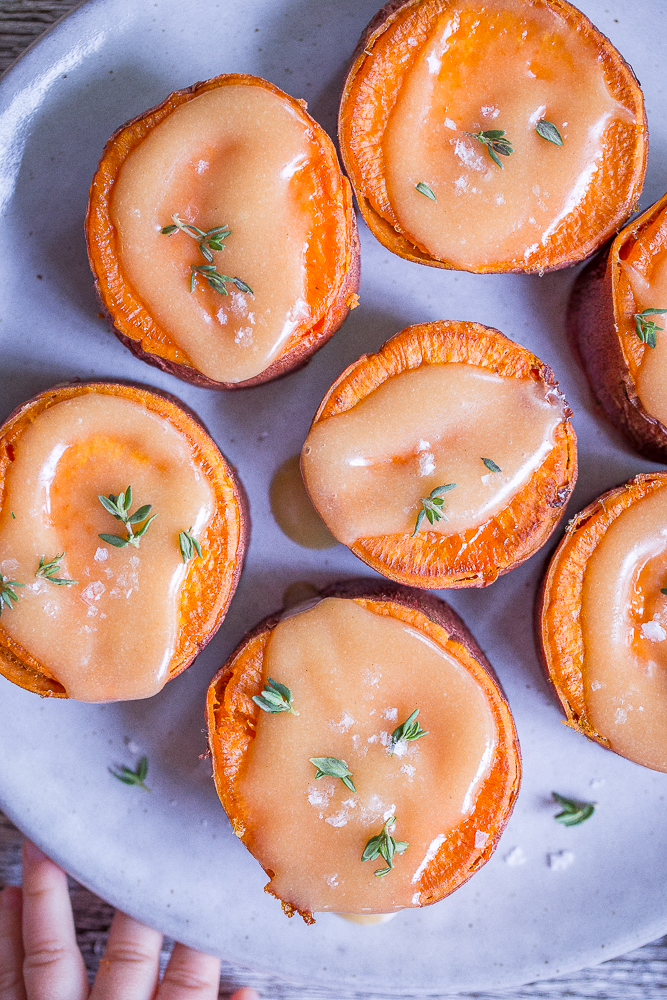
[504,846,526,867]
[548,850,575,871]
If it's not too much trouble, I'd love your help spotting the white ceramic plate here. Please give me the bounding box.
[1,0,666,993]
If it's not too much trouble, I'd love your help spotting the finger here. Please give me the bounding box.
[157,942,220,1000]
[21,840,89,1000]
[89,910,161,1000]
[0,886,26,1000]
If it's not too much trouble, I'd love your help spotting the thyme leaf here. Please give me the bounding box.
[465,129,513,169]
[160,213,231,262]
[309,756,356,792]
[35,553,78,586]
[110,756,150,792]
[362,816,409,876]
[190,264,253,298]
[0,573,24,615]
[553,791,595,826]
[411,483,457,537]
[253,678,299,716]
[389,709,428,755]
[415,181,436,201]
[482,458,502,473]
[179,527,202,564]
[98,487,156,549]
[535,120,564,146]
[634,308,667,349]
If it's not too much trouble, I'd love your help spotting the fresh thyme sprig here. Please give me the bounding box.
[415,181,436,201]
[253,678,299,716]
[362,816,409,877]
[161,212,253,298]
[0,573,24,615]
[465,129,513,168]
[160,213,231,263]
[482,458,502,473]
[98,487,156,549]
[179,528,202,564]
[190,264,253,297]
[389,709,428,756]
[309,756,356,792]
[634,308,667,349]
[553,791,595,826]
[412,483,457,537]
[535,120,564,146]
[35,553,78,586]
[110,756,150,792]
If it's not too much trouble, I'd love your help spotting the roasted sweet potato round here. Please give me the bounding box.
[568,191,667,462]
[0,382,247,702]
[300,321,577,589]
[339,0,646,274]
[206,579,521,922]
[538,473,667,771]
[87,74,360,390]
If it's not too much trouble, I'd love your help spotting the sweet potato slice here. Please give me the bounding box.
[538,473,667,771]
[568,192,667,462]
[206,580,520,921]
[0,382,247,701]
[339,0,646,274]
[87,74,360,389]
[300,321,577,589]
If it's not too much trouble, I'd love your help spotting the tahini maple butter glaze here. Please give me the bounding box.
[569,192,667,462]
[0,383,246,702]
[539,474,667,771]
[339,0,646,273]
[87,74,359,389]
[207,582,521,920]
[301,322,577,588]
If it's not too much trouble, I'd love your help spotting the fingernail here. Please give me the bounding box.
[0,885,22,911]
[23,839,47,863]
[230,989,260,1000]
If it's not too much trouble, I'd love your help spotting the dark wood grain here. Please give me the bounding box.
[2,2,667,996]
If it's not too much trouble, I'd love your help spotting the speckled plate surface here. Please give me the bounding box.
[0,0,666,993]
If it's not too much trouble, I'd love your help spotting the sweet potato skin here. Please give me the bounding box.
[0,381,248,699]
[206,579,521,922]
[86,74,360,390]
[536,473,667,750]
[568,193,667,462]
[339,0,647,274]
[302,321,578,589]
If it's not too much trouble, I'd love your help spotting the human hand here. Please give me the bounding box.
[0,839,259,1000]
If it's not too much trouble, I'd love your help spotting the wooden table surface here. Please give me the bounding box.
[1,2,667,997]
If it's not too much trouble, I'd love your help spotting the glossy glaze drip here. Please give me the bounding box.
[270,455,337,549]
[383,0,632,269]
[301,363,563,544]
[112,84,320,383]
[237,597,497,912]
[0,394,213,702]
[581,488,667,770]
[621,209,667,426]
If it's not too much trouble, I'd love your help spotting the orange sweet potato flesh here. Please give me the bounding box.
[0,382,247,698]
[206,579,521,922]
[568,192,667,462]
[338,0,647,274]
[303,321,577,589]
[86,74,360,390]
[537,473,667,747]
